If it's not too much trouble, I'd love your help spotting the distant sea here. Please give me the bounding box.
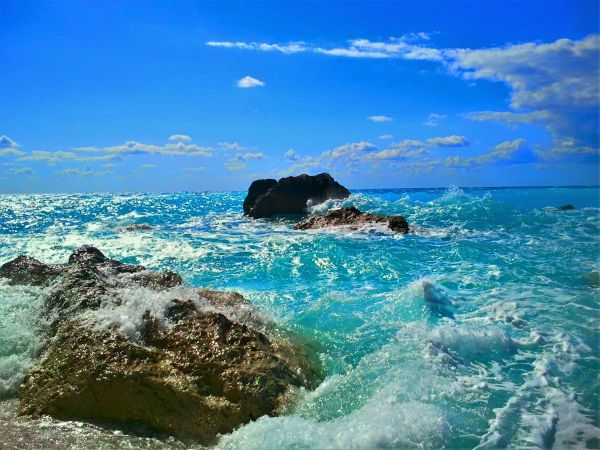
[1,186,599,449]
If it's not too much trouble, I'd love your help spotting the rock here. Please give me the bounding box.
[0,256,63,286]
[11,246,321,444]
[557,204,575,210]
[244,173,350,219]
[243,179,277,215]
[129,270,183,290]
[294,206,410,234]
[119,224,154,232]
[388,216,409,233]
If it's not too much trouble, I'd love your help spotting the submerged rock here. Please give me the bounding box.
[294,206,409,234]
[2,246,321,444]
[244,173,350,219]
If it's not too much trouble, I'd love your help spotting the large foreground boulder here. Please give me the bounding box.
[295,206,409,234]
[244,173,350,219]
[1,247,321,444]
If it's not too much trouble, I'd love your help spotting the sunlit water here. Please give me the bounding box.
[0,187,598,449]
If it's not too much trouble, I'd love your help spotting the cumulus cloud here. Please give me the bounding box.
[168,134,192,142]
[237,76,265,88]
[225,152,266,171]
[427,135,468,147]
[445,139,526,168]
[367,115,393,122]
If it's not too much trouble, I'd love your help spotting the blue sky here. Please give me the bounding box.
[1,1,598,192]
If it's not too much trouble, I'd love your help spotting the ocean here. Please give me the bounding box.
[0,186,598,449]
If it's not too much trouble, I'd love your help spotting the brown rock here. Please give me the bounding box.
[295,206,410,234]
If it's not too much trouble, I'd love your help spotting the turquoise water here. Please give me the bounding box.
[0,187,599,449]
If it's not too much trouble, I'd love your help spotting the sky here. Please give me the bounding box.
[1,1,599,193]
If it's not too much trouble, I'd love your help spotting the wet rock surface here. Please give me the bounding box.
[1,246,321,444]
[244,173,350,219]
[119,223,154,232]
[295,206,410,234]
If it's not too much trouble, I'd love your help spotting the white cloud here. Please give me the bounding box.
[445,139,526,168]
[237,76,265,88]
[19,151,118,164]
[423,113,447,127]
[0,135,25,156]
[168,134,192,142]
[427,135,468,147]
[285,149,299,161]
[367,115,393,122]
[58,167,112,177]
[206,41,307,54]
[6,166,35,176]
[140,164,157,170]
[536,137,599,159]
[225,152,266,171]
[378,134,394,140]
[0,135,18,149]
[96,140,212,157]
[218,142,248,151]
[207,34,441,61]
[182,166,207,172]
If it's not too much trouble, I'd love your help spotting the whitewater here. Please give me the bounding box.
[0,186,598,449]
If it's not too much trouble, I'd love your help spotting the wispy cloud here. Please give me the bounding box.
[207,41,307,54]
[237,76,265,88]
[57,166,113,177]
[218,142,248,151]
[367,115,393,122]
[182,166,207,172]
[6,166,36,176]
[423,113,447,127]
[0,135,25,157]
[207,33,441,60]
[378,134,394,140]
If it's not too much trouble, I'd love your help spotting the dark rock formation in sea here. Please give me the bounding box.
[244,173,350,219]
[294,206,409,234]
[119,223,154,232]
[243,178,278,215]
[0,246,321,444]
[557,204,575,211]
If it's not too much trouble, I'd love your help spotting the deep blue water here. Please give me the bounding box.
[0,186,598,449]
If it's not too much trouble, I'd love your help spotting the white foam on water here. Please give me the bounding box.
[217,397,447,450]
[80,281,272,343]
[0,282,44,399]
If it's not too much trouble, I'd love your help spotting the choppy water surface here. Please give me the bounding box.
[0,187,598,449]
